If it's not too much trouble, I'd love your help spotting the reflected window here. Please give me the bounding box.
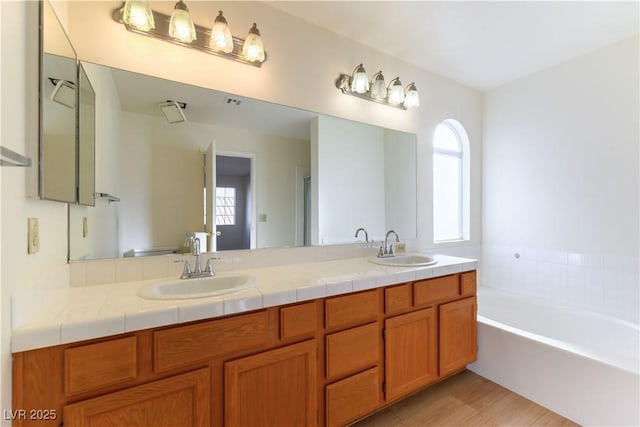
[433,120,470,242]
[216,187,236,225]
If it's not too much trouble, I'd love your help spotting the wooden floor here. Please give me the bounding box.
[351,370,579,427]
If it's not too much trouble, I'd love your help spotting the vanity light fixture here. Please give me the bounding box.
[387,77,405,106]
[122,0,155,31]
[211,10,233,53]
[114,1,267,67]
[336,65,419,110]
[403,82,420,108]
[159,100,187,124]
[168,0,196,43]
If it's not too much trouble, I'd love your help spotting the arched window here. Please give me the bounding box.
[433,120,470,242]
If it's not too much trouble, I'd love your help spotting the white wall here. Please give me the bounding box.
[482,36,640,323]
[1,3,71,423]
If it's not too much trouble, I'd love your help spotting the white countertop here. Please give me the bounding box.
[12,254,476,353]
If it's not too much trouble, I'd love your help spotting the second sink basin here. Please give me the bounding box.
[137,274,255,300]
[369,254,438,267]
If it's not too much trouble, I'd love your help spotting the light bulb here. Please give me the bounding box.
[169,0,196,43]
[351,64,369,94]
[242,23,265,62]
[387,77,405,105]
[210,10,233,53]
[122,0,155,31]
[370,71,386,100]
[403,83,420,108]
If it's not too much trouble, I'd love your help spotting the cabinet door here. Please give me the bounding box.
[225,340,317,427]
[63,368,210,427]
[439,296,477,377]
[384,308,437,402]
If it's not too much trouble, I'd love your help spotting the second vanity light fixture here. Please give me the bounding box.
[114,0,266,67]
[337,64,420,110]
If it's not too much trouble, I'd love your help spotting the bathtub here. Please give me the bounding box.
[469,288,639,426]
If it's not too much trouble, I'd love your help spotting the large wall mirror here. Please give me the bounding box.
[68,62,417,261]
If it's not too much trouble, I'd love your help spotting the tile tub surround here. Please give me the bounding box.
[480,245,639,324]
[11,254,477,353]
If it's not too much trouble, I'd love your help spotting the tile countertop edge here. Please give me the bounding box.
[11,254,478,353]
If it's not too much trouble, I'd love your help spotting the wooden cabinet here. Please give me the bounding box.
[224,340,317,427]
[384,308,437,402]
[13,270,477,427]
[439,296,477,377]
[63,368,210,427]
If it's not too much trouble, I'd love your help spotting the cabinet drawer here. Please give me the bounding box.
[65,336,137,395]
[326,367,380,427]
[64,368,210,427]
[154,311,269,372]
[326,322,379,381]
[461,271,477,296]
[414,274,460,306]
[325,290,378,329]
[385,284,412,314]
[280,301,317,340]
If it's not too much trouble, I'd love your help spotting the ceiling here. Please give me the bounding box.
[267,1,639,91]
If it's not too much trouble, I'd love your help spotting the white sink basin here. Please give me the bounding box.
[369,254,438,267]
[137,274,255,300]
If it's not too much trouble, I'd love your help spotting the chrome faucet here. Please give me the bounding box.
[180,234,215,279]
[354,227,369,242]
[378,230,400,258]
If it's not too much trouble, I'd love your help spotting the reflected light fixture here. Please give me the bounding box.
[49,78,76,109]
[169,0,196,43]
[159,100,187,124]
[114,1,267,67]
[336,65,419,110]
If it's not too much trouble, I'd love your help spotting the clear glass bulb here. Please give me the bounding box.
[242,24,265,62]
[169,1,196,43]
[122,0,155,31]
[211,11,233,53]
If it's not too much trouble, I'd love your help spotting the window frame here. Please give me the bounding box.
[432,119,470,243]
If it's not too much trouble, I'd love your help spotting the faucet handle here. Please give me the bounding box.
[175,259,192,279]
[204,258,217,275]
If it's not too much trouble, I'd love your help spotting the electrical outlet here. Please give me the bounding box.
[27,217,40,254]
[83,217,88,238]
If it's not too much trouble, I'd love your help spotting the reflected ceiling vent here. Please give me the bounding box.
[224,97,242,106]
[158,100,187,124]
[48,77,76,109]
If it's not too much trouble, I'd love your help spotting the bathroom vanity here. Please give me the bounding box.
[12,260,476,427]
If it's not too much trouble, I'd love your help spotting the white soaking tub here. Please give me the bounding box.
[469,288,639,426]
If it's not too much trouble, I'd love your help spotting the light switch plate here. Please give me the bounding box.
[27,217,40,254]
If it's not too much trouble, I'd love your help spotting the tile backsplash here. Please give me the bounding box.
[480,245,639,325]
